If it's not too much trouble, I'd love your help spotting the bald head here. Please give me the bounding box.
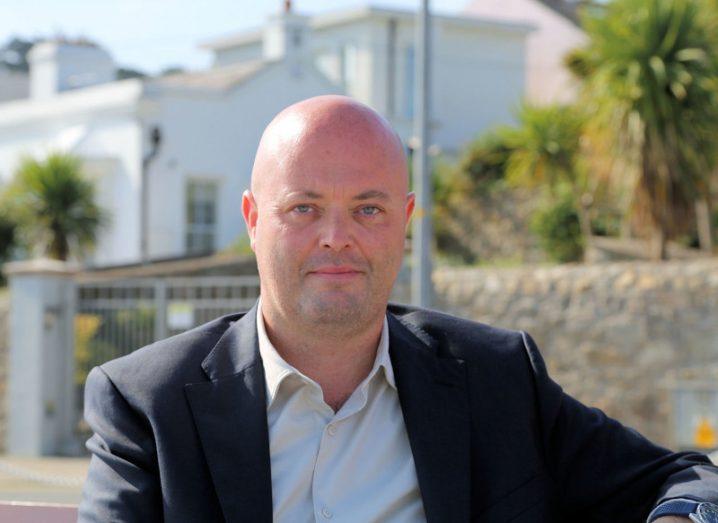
[242,95,415,343]
[251,95,408,199]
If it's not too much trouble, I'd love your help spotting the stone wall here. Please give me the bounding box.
[432,259,718,448]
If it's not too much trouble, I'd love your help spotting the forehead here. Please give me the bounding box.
[252,101,408,200]
[274,139,405,196]
[271,164,400,202]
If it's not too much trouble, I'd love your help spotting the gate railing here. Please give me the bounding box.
[74,276,261,445]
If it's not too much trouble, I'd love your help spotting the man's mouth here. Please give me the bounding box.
[307,266,364,280]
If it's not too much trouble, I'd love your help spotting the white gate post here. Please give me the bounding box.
[4,259,78,456]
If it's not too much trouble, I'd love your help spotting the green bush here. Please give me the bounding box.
[531,194,584,263]
[590,207,622,237]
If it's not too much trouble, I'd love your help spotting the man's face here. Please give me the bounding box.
[243,109,414,331]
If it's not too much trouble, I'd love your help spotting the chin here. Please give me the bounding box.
[302,292,369,326]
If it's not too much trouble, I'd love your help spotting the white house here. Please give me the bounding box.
[0,66,28,103]
[0,23,339,266]
[0,5,531,267]
[463,0,586,104]
[202,6,532,154]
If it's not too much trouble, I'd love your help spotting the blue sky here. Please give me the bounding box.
[2,0,469,74]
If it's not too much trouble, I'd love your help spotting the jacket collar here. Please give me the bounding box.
[184,302,274,523]
[185,303,471,523]
[388,312,471,523]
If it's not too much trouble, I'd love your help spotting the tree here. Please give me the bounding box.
[569,0,718,259]
[6,153,107,261]
[0,37,36,72]
[502,104,594,258]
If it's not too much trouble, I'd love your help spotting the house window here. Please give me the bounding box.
[185,180,217,255]
[340,43,359,97]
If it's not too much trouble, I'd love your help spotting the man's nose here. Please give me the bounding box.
[319,212,353,252]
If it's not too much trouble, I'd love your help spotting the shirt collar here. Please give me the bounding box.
[256,297,396,408]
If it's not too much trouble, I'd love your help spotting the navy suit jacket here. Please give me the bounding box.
[79,303,718,522]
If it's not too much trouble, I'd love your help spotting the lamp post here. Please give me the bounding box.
[411,0,433,308]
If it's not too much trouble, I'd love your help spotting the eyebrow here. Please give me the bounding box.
[354,190,390,201]
[287,190,391,201]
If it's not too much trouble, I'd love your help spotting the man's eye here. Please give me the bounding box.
[358,206,380,216]
[293,205,312,214]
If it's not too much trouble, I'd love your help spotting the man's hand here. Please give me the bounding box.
[652,517,691,522]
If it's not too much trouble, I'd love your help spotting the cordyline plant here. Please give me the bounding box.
[567,0,718,259]
[5,152,107,261]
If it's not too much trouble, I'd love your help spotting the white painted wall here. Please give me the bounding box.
[145,62,341,260]
[308,14,527,153]
[463,0,586,104]
[0,69,29,103]
[0,83,144,266]
[212,40,264,67]
[27,42,116,100]
[207,9,530,156]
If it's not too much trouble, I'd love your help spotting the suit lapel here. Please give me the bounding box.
[388,313,471,523]
[184,303,273,523]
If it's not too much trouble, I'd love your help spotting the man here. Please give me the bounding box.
[79,96,718,522]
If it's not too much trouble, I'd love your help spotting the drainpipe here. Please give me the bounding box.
[140,126,162,264]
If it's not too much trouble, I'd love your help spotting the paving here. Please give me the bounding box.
[0,456,88,505]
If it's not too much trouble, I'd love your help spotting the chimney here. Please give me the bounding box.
[27,39,115,100]
[262,7,310,76]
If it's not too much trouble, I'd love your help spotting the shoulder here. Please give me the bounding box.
[93,311,246,400]
[387,303,531,364]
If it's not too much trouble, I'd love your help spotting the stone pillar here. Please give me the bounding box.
[4,259,78,456]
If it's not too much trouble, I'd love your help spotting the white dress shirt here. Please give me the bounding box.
[256,300,426,523]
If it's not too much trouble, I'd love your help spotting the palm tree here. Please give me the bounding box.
[503,104,594,257]
[7,153,106,261]
[568,0,718,259]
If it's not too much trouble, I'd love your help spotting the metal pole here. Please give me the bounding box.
[411,0,433,308]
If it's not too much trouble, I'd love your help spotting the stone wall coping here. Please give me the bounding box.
[2,259,80,277]
[434,258,718,276]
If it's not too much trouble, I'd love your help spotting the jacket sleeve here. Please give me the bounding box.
[78,366,163,522]
[521,331,718,521]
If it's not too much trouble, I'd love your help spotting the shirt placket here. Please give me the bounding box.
[310,380,373,522]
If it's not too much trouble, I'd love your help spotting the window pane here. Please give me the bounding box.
[185,180,218,254]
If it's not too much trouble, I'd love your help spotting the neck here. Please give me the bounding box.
[261,305,384,411]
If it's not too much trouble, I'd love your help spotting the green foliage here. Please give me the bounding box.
[5,153,107,261]
[0,208,17,284]
[456,131,513,194]
[223,235,255,256]
[75,307,156,388]
[433,133,515,263]
[116,67,147,80]
[504,103,586,192]
[0,209,16,263]
[575,0,718,257]
[531,192,585,263]
[0,37,35,72]
[591,206,623,237]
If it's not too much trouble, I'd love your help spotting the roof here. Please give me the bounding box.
[463,0,581,26]
[537,0,581,25]
[0,78,143,130]
[77,252,258,281]
[151,59,271,92]
[199,5,533,52]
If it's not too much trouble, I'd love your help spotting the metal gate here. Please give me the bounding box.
[74,276,260,437]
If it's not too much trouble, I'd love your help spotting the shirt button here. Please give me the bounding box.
[327,424,337,436]
[321,507,333,519]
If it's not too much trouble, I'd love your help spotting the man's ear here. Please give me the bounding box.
[405,192,416,229]
[241,190,258,251]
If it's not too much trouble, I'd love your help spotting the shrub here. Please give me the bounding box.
[531,193,584,263]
